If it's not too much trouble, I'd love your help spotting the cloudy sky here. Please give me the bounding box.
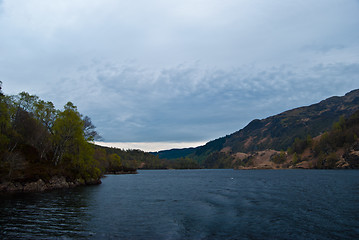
[1,0,359,151]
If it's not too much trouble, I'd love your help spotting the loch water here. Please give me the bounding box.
[1,169,359,239]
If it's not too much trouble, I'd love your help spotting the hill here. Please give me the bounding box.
[154,89,359,168]
[224,89,359,153]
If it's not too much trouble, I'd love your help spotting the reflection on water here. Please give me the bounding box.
[1,170,359,239]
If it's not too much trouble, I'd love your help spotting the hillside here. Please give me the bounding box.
[225,89,359,153]
[154,89,359,168]
[233,109,359,169]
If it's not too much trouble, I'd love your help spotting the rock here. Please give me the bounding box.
[0,176,101,193]
[6,182,24,192]
[343,152,359,168]
[68,182,76,188]
[23,179,47,192]
[85,178,102,185]
[48,176,69,189]
[0,182,9,192]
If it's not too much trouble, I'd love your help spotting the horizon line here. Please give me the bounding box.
[94,141,208,152]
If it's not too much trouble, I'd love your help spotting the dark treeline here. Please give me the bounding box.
[93,145,201,170]
[93,145,163,171]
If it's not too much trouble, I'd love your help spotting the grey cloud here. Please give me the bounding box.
[42,61,359,142]
[1,0,359,143]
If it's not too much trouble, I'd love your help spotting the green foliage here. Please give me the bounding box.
[108,153,122,172]
[290,134,313,154]
[203,152,234,168]
[270,150,286,164]
[52,103,85,165]
[172,157,200,169]
[0,94,10,151]
[312,113,359,158]
[92,144,163,170]
[0,86,102,183]
[34,100,57,132]
[332,115,345,131]
[305,111,359,169]
[292,153,298,165]
[315,152,338,169]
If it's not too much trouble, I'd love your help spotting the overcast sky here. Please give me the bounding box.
[1,0,359,151]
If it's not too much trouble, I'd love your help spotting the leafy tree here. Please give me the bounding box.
[0,86,103,183]
[332,115,345,131]
[34,100,57,133]
[270,150,286,164]
[0,83,10,152]
[12,91,39,113]
[94,148,108,172]
[107,153,122,172]
[51,102,85,166]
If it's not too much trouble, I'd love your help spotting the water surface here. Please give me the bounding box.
[1,169,358,239]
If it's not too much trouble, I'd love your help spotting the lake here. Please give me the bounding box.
[1,169,359,239]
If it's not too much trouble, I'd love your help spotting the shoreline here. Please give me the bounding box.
[0,170,138,193]
[0,176,101,193]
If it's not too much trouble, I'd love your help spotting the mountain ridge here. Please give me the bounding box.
[154,89,359,165]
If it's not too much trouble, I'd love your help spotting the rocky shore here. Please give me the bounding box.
[0,176,101,193]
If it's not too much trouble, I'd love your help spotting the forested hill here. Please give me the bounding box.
[154,89,359,166]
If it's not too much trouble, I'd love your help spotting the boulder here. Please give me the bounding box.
[23,179,47,192]
[48,176,69,189]
[6,182,24,192]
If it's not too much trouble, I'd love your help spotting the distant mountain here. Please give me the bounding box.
[224,89,359,153]
[153,147,196,160]
[155,89,359,166]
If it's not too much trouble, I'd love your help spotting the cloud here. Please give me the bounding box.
[0,0,359,143]
[1,0,358,70]
[41,61,359,142]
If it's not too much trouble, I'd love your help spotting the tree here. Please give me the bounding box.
[108,153,122,172]
[51,102,101,180]
[13,92,39,113]
[270,150,286,164]
[0,81,10,155]
[93,148,108,172]
[0,87,103,183]
[34,100,57,133]
[83,116,101,141]
[51,102,85,165]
